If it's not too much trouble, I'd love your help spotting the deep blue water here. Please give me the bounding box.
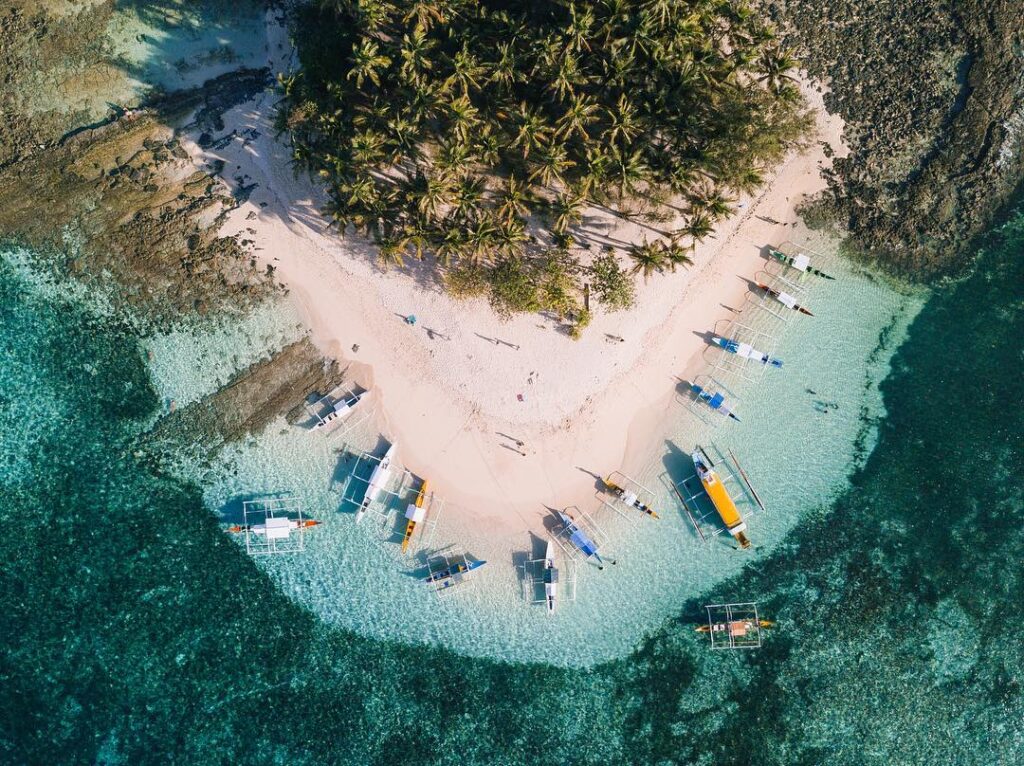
[1,204,1022,764]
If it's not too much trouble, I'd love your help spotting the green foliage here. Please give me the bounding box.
[568,307,592,340]
[487,257,540,318]
[279,0,811,323]
[443,263,489,298]
[588,254,636,312]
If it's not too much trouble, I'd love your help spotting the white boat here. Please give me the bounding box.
[543,540,558,614]
[354,443,396,523]
[311,390,366,431]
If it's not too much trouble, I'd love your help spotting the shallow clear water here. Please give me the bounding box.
[3,205,1022,764]
[187,240,924,666]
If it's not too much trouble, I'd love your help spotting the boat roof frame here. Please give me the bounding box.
[342,447,415,526]
[521,539,578,608]
[681,373,743,427]
[705,318,783,385]
[424,548,485,596]
[553,505,616,565]
[747,268,808,323]
[767,239,832,280]
[240,495,308,555]
[704,602,764,650]
[305,385,371,438]
[666,444,765,544]
[598,470,658,524]
[400,484,445,556]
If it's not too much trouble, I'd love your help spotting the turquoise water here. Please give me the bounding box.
[184,240,924,666]
[2,207,1022,761]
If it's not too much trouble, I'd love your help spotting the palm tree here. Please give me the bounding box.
[564,4,594,53]
[757,45,799,96]
[610,148,649,199]
[405,172,450,221]
[452,176,487,222]
[497,175,533,225]
[399,26,436,84]
[549,192,585,235]
[683,212,714,244]
[448,95,480,143]
[347,38,392,89]
[435,225,467,266]
[556,94,600,141]
[628,240,667,279]
[447,41,486,96]
[529,144,575,188]
[376,236,406,269]
[509,102,552,160]
[465,216,499,264]
[604,94,642,147]
[663,239,694,271]
[548,53,581,102]
[402,0,444,32]
[490,42,520,91]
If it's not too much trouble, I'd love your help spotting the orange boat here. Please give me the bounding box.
[696,619,774,634]
[401,480,430,553]
[691,450,750,548]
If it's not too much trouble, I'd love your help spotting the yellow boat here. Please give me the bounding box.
[401,480,430,552]
[691,451,751,548]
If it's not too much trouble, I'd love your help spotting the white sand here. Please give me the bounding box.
[183,9,846,537]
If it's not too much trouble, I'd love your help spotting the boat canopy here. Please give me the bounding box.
[570,529,598,557]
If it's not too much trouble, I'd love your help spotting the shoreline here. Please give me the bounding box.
[182,9,846,539]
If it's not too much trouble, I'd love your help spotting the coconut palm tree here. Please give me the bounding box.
[683,212,714,244]
[628,240,667,279]
[348,38,392,89]
[663,239,694,271]
[529,144,575,189]
[549,192,586,235]
[757,45,799,97]
[509,102,552,160]
[497,175,533,226]
[557,94,600,141]
[399,27,436,84]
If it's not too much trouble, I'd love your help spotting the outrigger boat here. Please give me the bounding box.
[557,510,609,569]
[400,479,430,553]
[229,518,320,536]
[355,443,396,523]
[768,247,834,280]
[543,540,558,614]
[696,618,774,635]
[603,477,659,519]
[690,383,740,421]
[423,558,486,589]
[691,449,751,548]
[712,336,782,368]
[311,390,366,431]
[756,281,814,316]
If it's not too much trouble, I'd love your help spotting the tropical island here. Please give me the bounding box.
[1,1,1023,764]
[278,0,810,327]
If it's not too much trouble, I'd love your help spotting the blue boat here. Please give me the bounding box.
[691,384,741,421]
[711,336,782,368]
[423,558,486,589]
[557,511,607,569]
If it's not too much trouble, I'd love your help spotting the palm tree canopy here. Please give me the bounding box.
[281,0,812,320]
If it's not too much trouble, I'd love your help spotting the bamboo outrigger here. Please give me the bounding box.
[768,246,834,280]
[674,445,765,547]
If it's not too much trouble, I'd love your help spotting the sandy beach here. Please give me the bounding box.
[183,9,846,538]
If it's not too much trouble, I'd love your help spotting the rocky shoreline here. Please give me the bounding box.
[763,0,1024,278]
